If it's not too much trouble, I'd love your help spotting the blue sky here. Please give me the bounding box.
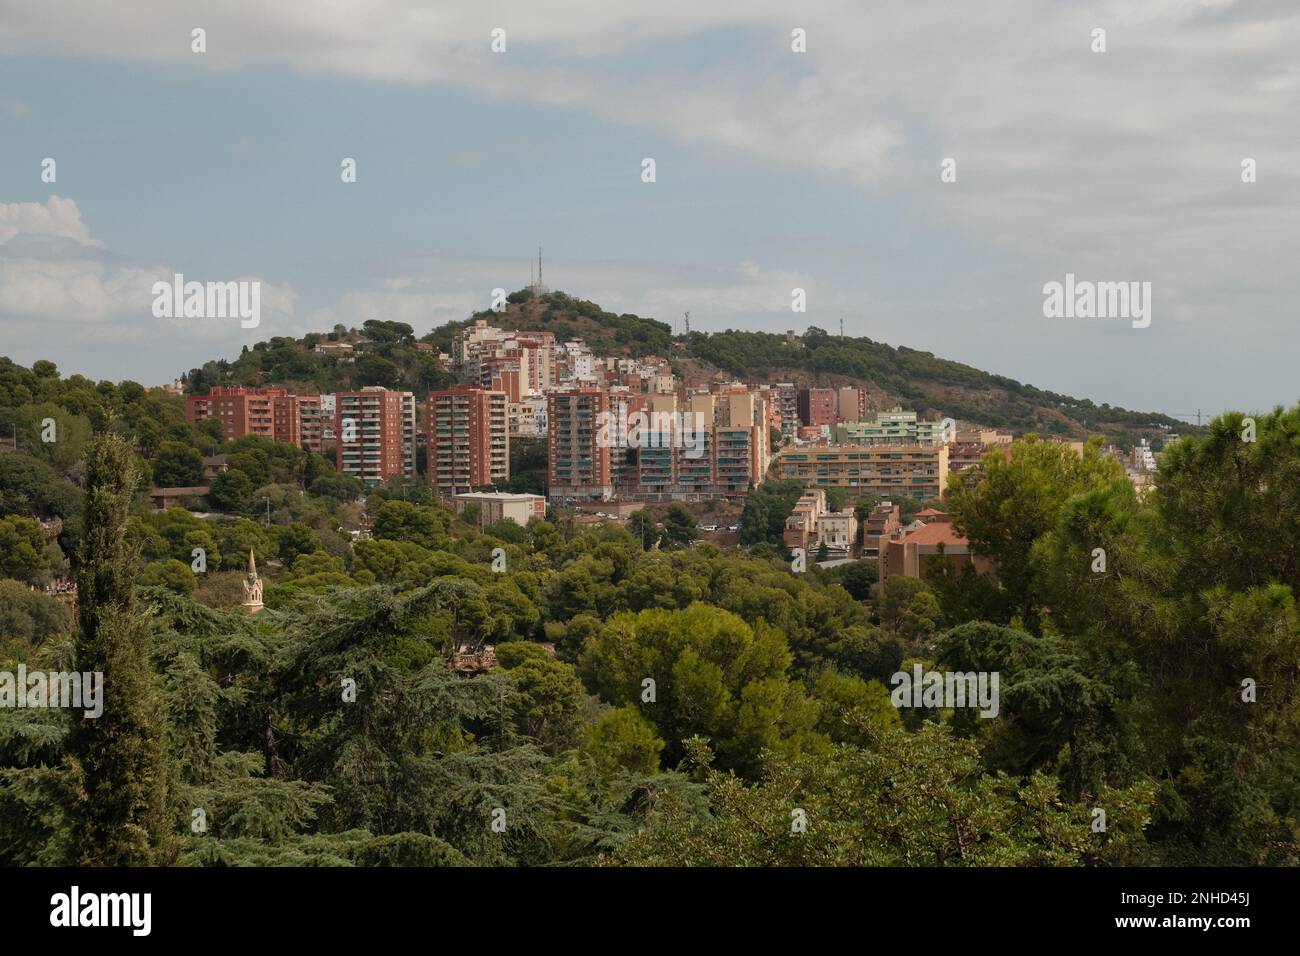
[2,0,1297,422]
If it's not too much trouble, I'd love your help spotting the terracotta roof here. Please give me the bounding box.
[914,508,948,518]
[900,522,968,547]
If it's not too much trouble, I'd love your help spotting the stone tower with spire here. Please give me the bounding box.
[241,548,264,614]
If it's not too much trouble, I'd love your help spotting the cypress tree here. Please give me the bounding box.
[68,432,177,865]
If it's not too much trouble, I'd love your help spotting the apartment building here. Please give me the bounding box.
[187,386,325,452]
[798,387,837,428]
[818,509,859,557]
[862,501,902,560]
[711,389,769,494]
[775,383,799,439]
[783,489,827,551]
[774,443,949,499]
[271,394,302,447]
[453,491,546,529]
[294,395,325,453]
[833,406,948,446]
[475,355,524,401]
[186,386,282,440]
[599,389,767,501]
[334,387,416,486]
[451,319,507,368]
[427,386,509,495]
[836,386,867,422]
[508,396,548,438]
[782,488,857,557]
[561,341,595,382]
[947,441,988,474]
[454,321,555,398]
[320,394,336,444]
[955,429,1013,447]
[548,387,613,500]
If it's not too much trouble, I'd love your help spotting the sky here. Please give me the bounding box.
[1,0,1297,421]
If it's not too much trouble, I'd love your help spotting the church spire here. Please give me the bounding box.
[242,548,263,614]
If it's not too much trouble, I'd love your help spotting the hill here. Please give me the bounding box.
[184,288,1193,447]
[183,320,456,397]
[421,289,674,358]
[441,290,1193,447]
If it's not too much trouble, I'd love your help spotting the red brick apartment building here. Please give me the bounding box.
[187,386,324,452]
[427,386,509,495]
[798,387,837,427]
[334,387,416,486]
[548,387,613,500]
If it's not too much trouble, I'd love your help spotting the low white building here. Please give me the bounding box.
[454,491,546,529]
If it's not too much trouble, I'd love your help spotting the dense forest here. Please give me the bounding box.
[0,346,1295,865]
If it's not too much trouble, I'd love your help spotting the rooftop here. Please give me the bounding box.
[453,491,544,502]
[899,521,968,547]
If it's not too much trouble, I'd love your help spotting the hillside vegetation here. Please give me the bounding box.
[179,289,1192,446]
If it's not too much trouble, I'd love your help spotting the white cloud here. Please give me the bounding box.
[0,197,295,346]
[3,2,1298,406]
[4,3,1296,261]
[0,196,96,245]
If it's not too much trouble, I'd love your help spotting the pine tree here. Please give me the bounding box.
[68,432,178,864]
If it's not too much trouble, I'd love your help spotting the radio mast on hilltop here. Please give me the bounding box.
[528,246,549,294]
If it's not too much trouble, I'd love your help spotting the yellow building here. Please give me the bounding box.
[774,444,948,499]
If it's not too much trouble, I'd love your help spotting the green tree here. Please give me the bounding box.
[68,432,177,865]
[140,559,198,595]
[496,642,586,752]
[278,522,322,566]
[877,576,936,637]
[309,474,362,502]
[152,440,205,487]
[611,727,1155,866]
[811,670,900,745]
[210,469,256,514]
[0,579,71,644]
[627,510,660,551]
[739,479,804,547]
[946,436,1123,633]
[0,515,49,582]
[580,604,825,774]
[372,499,449,550]
[661,503,697,549]
[834,559,878,601]
[580,706,665,776]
